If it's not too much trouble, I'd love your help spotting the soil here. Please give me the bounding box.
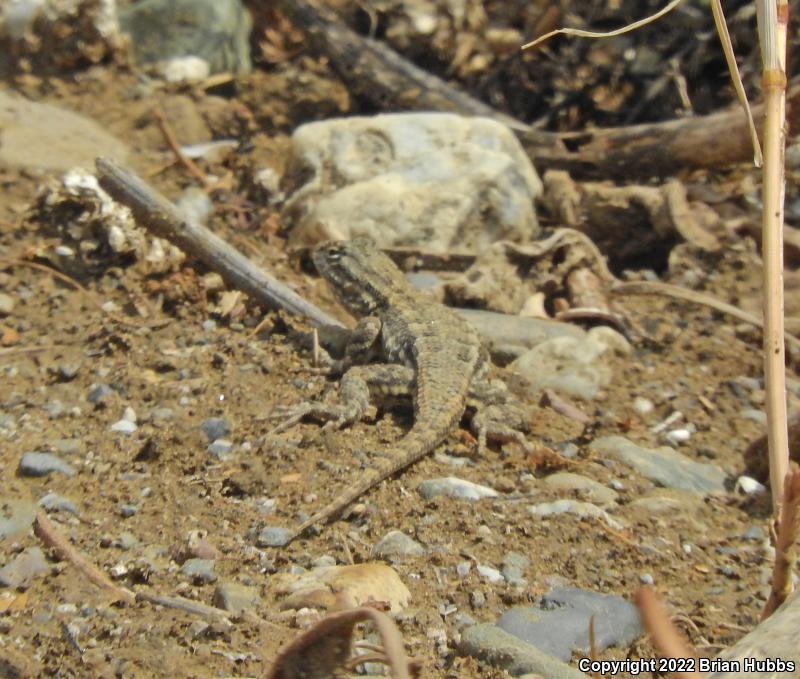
[0,4,791,679]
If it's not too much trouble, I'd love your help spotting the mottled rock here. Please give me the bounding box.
[181,558,217,585]
[542,472,618,504]
[213,581,261,614]
[284,113,542,253]
[372,530,426,560]
[529,500,622,530]
[201,417,231,443]
[0,547,49,587]
[38,492,79,515]
[256,526,293,548]
[0,498,36,539]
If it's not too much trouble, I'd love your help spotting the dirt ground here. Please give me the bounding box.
[0,6,793,679]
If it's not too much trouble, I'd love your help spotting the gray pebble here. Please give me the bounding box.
[477,565,504,583]
[18,451,76,478]
[58,362,81,381]
[0,547,49,587]
[371,530,426,560]
[456,561,472,578]
[207,439,234,459]
[453,612,477,630]
[87,383,114,404]
[0,498,36,539]
[201,417,231,442]
[418,477,499,501]
[110,419,137,434]
[741,525,765,541]
[38,492,79,515]
[202,319,217,332]
[150,406,175,421]
[116,532,139,550]
[42,399,65,419]
[212,581,261,613]
[181,558,217,585]
[0,292,15,316]
[639,573,654,585]
[52,439,83,456]
[256,526,293,547]
[119,504,139,518]
[470,591,486,609]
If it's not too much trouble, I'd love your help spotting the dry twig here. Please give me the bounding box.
[152,105,214,191]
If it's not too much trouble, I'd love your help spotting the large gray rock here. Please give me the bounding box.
[590,436,727,493]
[284,113,542,253]
[459,623,588,678]
[496,588,643,662]
[0,90,129,172]
[119,0,252,75]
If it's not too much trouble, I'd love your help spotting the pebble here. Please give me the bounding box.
[42,399,65,419]
[116,532,139,550]
[201,417,231,443]
[632,396,654,415]
[589,436,726,493]
[371,530,426,560]
[119,504,139,518]
[741,525,764,541]
[470,591,487,609]
[18,451,76,478]
[456,561,472,578]
[201,319,216,332]
[87,383,114,404]
[0,547,49,587]
[664,427,693,445]
[177,187,214,225]
[52,439,83,456]
[181,558,217,585]
[58,362,81,381]
[110,419,137,435]
[418,477,499,501]
[212,581,261,614]
[311,555,337,568]
[739,408,767,424]
[38,492,79,515]
[256,526,293,548]
[477,565,504,583]
[122,407,137,423]
[639,573,655,585]
[207,439,234,459]
[529,500,622,530]
[459,624,588,679]
[0,292,15,316]
[542,472,618,505]
[735,475,767,494]
[496,587,643,662]
[150,407,175,421]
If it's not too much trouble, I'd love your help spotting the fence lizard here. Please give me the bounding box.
[275,239,530,543]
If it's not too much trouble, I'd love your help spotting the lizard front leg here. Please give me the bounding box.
[467,379,533,454]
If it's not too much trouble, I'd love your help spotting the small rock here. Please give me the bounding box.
[201,417,231,442]
[529,499,622,530]
[256,526,293,548]
[122,407,137,423]
[52,439,83,456]
[477,565,504,583]
[639,573,655,585]
[207,439,234,459]
[0,292,15,316]
[181,558,217,585]
[590,436,726,493]
[119,504,139,518]
[116,532,139,550]
[177,187,215,225]
[110,419,137,435]
[38,492,79,515]
[632,397,654,415]
[58,362,81,381]
[42,400,65,419]
[18,452,76,478]
[371,530,426,560]
[150,406,175,421]
[201,319,216,332]
[213,581,261,614]
[418,477,499,501]
[542,472,618,504]
[87,383,114,404]
[456,561,472,578]
[0,547,49,587]
[735,475,767,494]
[741,525,764,541]
[471,591,486,609]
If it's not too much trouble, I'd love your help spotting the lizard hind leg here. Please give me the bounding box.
[270,364,416,435]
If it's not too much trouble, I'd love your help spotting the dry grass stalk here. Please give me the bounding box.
[635,587,704,678]
[762,463,800,619]
[758,0,791,524]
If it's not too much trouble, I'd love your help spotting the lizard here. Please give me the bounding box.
[274,238,531,543]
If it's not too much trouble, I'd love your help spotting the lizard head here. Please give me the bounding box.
[312,238,409,315]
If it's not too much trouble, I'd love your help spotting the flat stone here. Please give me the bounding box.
[459,623,588,678]
[418,477,499,501]
[110,419,137,435]
[528,500,622,530]
[590,436,727,493]
[38,492,79,515]
[372,530,426,560]
[213,581,261,614]
[0,498,36,540]
[496,587,643,662]
[18,452,76,478]
[510,327,632,401]
[0,547,49,587]
[542,472,618,504]
[201,417,231,443]
[87,383,114,404]
[0,90,130,172]
[256,526,293,548]
[284,113,542,254]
